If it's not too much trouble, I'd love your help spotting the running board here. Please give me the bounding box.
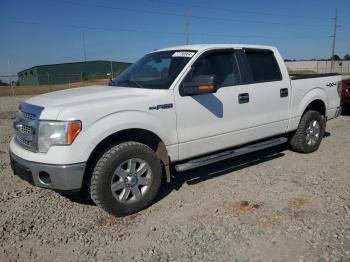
[175,137,288,172]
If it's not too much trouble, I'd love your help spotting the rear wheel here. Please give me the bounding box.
[290,110,325,153]
[90,142,162,216]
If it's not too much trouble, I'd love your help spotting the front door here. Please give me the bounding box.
[174,49,253,161]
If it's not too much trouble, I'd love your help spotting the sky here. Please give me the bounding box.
[0,0,349,80]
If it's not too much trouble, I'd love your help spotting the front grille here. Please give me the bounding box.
[14,103,43,152]
[22,112,35,120]
[18,125,34,134]
[16,135,34,148]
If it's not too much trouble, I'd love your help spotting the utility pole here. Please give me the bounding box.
[185,10,189,45]
[82,32,87,80]
[47,72,51,92]
[110,61,113,79]
[330,9,339,72]
[8,60,14,96]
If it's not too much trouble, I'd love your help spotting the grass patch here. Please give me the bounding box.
[288,70,317,75]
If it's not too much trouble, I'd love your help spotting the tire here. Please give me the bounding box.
[90,141,162,217]
[290,110,325,153]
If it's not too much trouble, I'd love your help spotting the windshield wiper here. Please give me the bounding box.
[116,79,144,89]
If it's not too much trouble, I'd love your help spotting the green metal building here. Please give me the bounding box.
[17,60,131,86]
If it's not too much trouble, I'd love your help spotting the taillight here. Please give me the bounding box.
[337,81,343,98]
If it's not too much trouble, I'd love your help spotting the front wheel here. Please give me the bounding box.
[89,142,162,216]
[290,110,325,153]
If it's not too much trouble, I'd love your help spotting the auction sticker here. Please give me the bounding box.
[172,51,195,57]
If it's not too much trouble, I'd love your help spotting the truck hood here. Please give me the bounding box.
[26,85,151,120]
[27,85,149,108]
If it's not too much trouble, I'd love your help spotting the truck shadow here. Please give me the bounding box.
[163,130,332,195]
[63,131,336,208]
[155,144,289,202]
[62,144,288,207]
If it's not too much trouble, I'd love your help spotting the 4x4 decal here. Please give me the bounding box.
[326,82,336,87]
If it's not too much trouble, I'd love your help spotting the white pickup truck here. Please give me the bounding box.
[10,44,342,216]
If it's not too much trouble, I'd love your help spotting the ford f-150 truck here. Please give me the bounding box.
[10,44,342,216]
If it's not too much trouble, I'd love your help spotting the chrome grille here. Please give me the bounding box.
[18,125,34,134]
[14,103,44,152]
[16,135,34,148]
[22,112,35,120]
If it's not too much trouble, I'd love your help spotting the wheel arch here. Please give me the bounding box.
[303,99,326,117]
[83,128,171,187]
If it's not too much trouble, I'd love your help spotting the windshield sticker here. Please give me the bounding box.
[172,51,195,58]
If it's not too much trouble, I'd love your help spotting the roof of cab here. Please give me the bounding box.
[156,44,276,52]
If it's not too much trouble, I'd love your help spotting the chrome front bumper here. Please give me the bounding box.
[9,151,86,191]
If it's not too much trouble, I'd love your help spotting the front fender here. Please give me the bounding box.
[72,110,178,162]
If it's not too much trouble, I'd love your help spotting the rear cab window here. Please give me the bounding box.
[244,49,282,83]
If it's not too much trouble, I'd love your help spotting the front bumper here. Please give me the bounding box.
[9,151,86,191]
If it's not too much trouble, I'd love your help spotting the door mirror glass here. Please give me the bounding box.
[180,75,217,96]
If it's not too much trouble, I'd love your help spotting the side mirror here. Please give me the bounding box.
[180,75,217,96]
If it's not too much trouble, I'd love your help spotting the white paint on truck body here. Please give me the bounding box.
[10,44,341,165]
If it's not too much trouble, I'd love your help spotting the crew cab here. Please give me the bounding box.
[10,44,342,216]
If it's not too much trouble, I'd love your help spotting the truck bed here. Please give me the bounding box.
[289,73,340,80]
[288,73,341,127]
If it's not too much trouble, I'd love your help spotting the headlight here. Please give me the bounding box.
[38,120,81,153]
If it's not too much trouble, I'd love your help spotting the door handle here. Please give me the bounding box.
[280,88,288,97]
[238,93,249,104]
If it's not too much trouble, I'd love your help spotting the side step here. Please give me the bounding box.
[175,137,288,172]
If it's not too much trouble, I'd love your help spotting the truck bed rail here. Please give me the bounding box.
[290,73,340,80]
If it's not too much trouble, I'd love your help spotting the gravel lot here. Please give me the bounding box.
[0,95,349,262]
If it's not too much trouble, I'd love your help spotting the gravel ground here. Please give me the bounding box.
[0,95,349,262]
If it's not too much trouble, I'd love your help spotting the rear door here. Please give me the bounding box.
[240,48,290,140]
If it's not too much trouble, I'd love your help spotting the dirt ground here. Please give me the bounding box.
[0,79,109,97]
[0,96,349,262]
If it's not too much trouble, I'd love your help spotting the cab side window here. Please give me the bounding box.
[190,51,241,88]
[244,50,282,82]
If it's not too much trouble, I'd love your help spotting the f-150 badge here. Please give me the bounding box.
[149,104,173,110]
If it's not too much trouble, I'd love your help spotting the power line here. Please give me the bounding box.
[0,18,331,40]
[148,0,330,20]
[0,19,184,35]
[340,26,350,30]
[0,75,17,77]
[48,0,332,28]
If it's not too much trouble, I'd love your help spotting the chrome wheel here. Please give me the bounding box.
[111,158,152,203]
[305,120,321,146]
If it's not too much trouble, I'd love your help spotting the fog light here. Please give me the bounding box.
[39,171,51,185]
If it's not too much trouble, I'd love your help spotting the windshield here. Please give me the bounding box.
[112,50,196,89]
